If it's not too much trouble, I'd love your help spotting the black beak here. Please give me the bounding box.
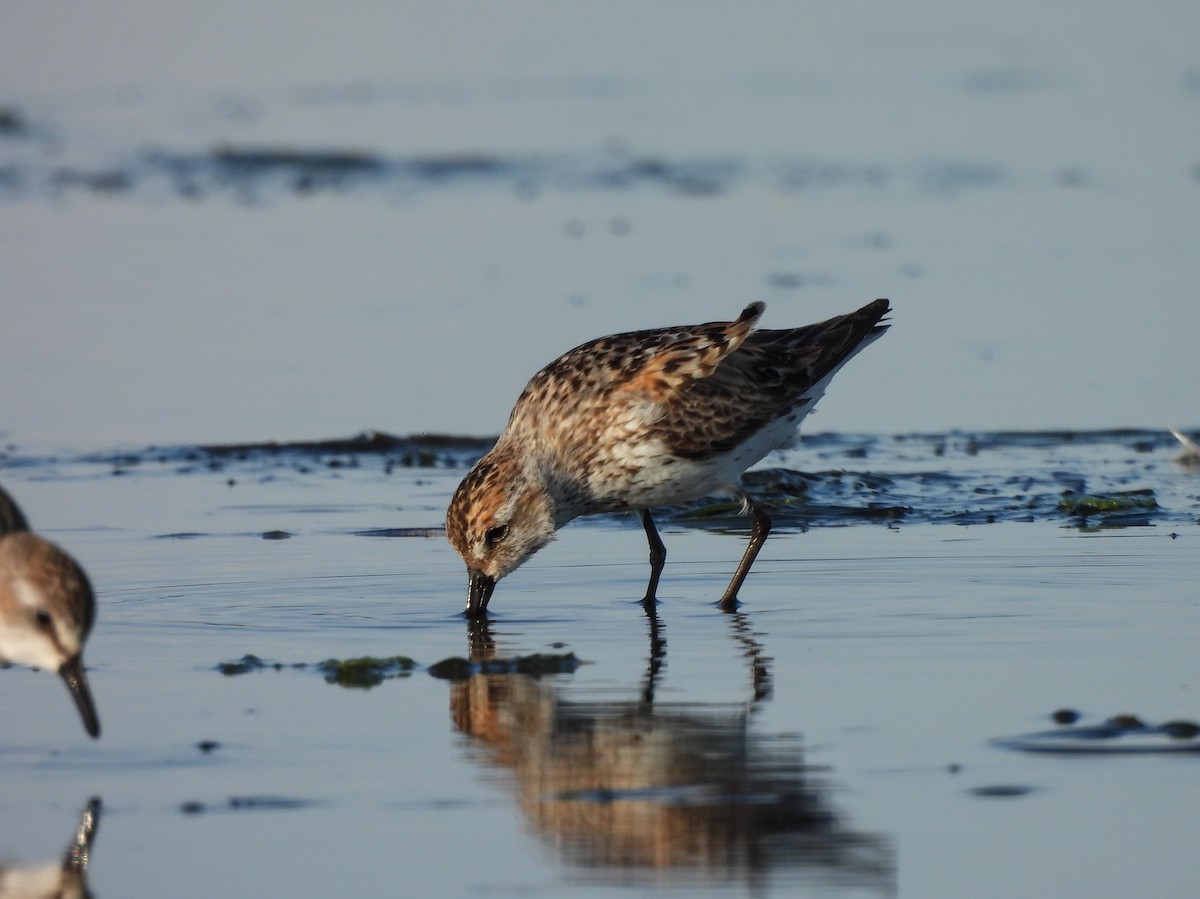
[465,568,496,619]
[59,654,101,739]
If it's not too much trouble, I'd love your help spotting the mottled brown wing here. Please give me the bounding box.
[507,303,765,424]
[656,299,891,459]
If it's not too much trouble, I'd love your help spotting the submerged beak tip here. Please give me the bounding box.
[465,568,497,618]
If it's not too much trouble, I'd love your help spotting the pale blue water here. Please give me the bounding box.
[2,1,1199,445]
[2,433,1199,897]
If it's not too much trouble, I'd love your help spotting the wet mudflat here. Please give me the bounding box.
[1,430,1197,897]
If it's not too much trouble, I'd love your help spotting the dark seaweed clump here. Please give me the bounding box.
[217,654,273,675]
[193,430,491,473]
[994,712,1200,755]
[427,653,582,681]
[215,651,579,685]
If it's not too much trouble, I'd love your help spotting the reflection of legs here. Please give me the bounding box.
[718,500,772,611]
[466,617,495,662]
[640,602,667,705]
[728,610,772,703]
[640,509,667,607]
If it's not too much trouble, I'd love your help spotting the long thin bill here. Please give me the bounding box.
[465,569,496,618]
[59,655,101,739]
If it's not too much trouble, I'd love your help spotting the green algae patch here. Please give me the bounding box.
[1057,489,1157,518]
[318,655,416,689]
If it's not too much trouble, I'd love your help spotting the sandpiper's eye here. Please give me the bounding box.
[484,524,509,547]
[34,609,53,629]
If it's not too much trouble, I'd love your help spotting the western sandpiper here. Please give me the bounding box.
[0,485,101,738]
[446,299,890,617]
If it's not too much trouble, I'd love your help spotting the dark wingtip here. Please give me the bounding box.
[738,301,766,323]
[863,297,892,332]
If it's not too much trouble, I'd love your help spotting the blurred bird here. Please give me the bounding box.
[0,485,101,738]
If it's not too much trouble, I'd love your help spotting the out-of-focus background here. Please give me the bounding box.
[3,0,1197,449]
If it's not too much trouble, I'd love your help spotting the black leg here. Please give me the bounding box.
[718,500,772,611]
[640,509,667,607]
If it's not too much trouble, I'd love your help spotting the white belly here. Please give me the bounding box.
[590,405,810,511]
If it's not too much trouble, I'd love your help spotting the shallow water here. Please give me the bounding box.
[4,3,1200,895]
[2,431,1198,897]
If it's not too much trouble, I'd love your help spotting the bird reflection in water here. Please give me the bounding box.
[0,797,101,899]
[455,613,895,893]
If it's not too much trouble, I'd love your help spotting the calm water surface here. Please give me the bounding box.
[3,4,1199,894]
[3,1,1199,443]
[2,431,1197,897]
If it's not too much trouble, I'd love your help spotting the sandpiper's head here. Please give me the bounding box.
[0,532,101,738]
[446,448,556,618]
